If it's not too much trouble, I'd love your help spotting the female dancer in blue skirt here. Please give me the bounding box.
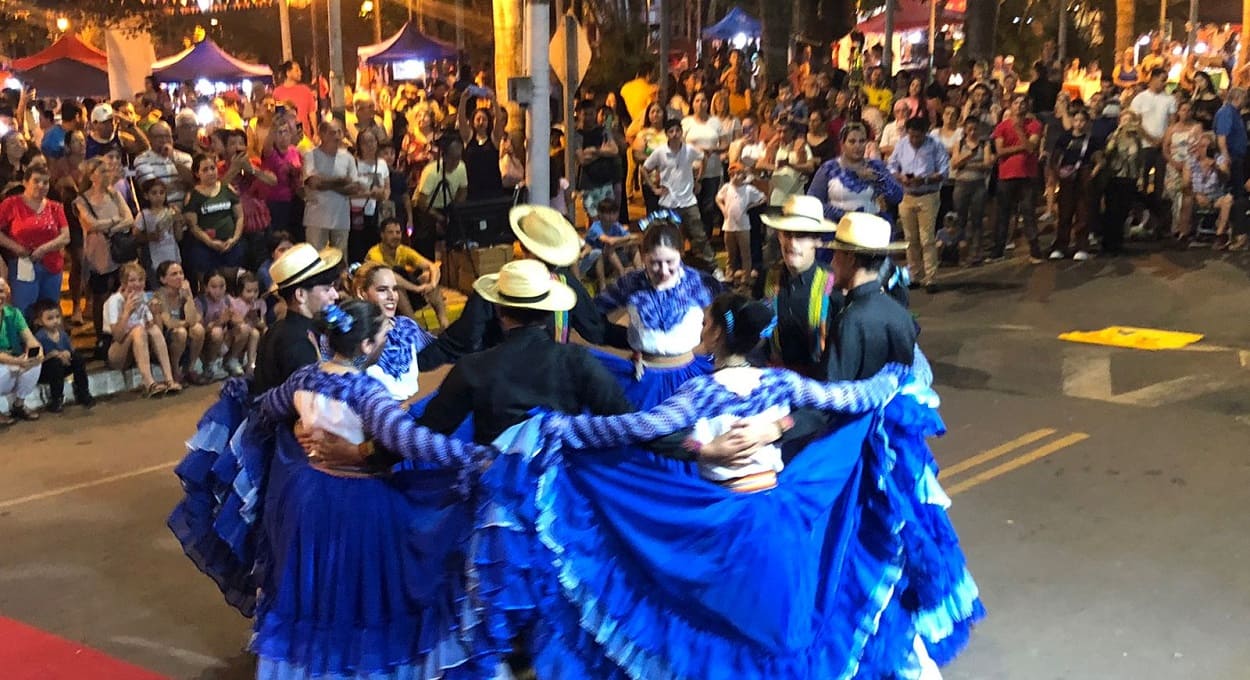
[472,294,923,679]
[593,215,720,409]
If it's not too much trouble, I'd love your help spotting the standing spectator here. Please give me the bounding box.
[457,89,506,201]
[49,130,87,326]
[0,276,43,425]
[629,102,668,214]
[0,131,36,196]
[950,117,996,265]
[75,156,134,346]
[31,298,94,412]
[762,120,815,207]
[104,262,180,396]
[990,95,1045,262]
[683,91,728,241]
[39,101,84,160]
[574,100,620,226]
[399,105,438,191]
[716,162,767,283]
[1215,87,1248,200]
[85,103,148,162]
[1189,72,1221,131]
[302,119,360,253]
[862,66,894,117]
[378,144,413,236]
[1129,68,1177,231]
[0,166,70,313]
[153,260,206,385]
[135,178,184,279]
[345,91,391,146]
[1098,110,1148,256]
[261,119,303,236]
[808,122,903,223]
[1048,109,1100,260]
[1112,49,1139,92]
[888,117,950,290]
[183,154,244,286]
[414,135,467,260]
[132,122,192,208]
[728,113,766,171]
[806,109,837,170]
[879,100,912,159]
[620,64,659,129]
[642,118,717,273]
[273,61,318,142]
[173,110,201,156]
[1028,63,1061,117]
[1163,101,1203,240]
[348,127,392,263]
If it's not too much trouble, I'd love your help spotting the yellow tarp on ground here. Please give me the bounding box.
[1058,326,1205,351]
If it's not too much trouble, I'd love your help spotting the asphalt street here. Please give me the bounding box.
[2,247,1249,679]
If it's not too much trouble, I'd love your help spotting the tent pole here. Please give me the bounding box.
[279,0,293,62]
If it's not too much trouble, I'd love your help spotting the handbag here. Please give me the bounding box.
[240,176,272,234]
[82,190,139,264]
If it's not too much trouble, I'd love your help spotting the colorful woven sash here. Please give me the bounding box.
[553,272,570,344]
[764,265,835,363]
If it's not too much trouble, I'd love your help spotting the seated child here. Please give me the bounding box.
[32,299,95,412]
[579,197,638,282]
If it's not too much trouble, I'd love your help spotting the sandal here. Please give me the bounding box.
[10,403,39,421]
[143,382,168,399]
[163,381,184,395]
[0,413,15,427]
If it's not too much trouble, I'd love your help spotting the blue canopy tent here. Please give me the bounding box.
[358,21,457,66]
[702,7,762,40]
[150,39,273,84]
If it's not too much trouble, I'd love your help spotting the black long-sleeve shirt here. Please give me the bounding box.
[436,265,607,353]
[418,325,634,444]
[752,263,845,376]
[252,313,319,394]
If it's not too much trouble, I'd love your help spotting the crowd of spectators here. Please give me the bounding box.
[2,34,1250,426]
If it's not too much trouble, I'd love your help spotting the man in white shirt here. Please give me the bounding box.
[643,118,716,273]
[1129,67,1177,229]
[414,135,468,260]
[302,119,361,252]
[131,122,193,206]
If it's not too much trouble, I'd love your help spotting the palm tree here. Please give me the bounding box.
[1114,0,1135,55]
[494,0,526,132]
[962,0,999,64]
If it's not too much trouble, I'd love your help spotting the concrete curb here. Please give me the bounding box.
[1,365,178,414]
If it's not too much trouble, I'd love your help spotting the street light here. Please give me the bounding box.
[360,0,374,17]
[55,16,69,32]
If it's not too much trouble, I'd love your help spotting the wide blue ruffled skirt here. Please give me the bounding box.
[168,380,497,679]
[470,376,984,679]
[472,411,916,680]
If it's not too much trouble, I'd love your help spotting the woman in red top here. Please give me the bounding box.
[0,166,71,313]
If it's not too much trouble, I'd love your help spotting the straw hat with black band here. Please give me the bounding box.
[268,243,344,294]
[473,259,576,312]
[831,212,908,253]
[509,205,581,267]
[760,195,838,233]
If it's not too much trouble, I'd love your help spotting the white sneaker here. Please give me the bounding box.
[1072,250,1091,261]
[1048,250,1064,260]
[208,360,228,381]
[224,358,244,377]
[1005,241,1016,251]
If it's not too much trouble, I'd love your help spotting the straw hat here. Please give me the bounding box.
[760,195,838,233]
[268,244,344,293]
[831,212,907,253]
[509,204,581,267]
[474,259,576,312]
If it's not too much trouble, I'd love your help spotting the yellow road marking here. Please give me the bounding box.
[939,428,1058,480]
[946,433,1090,497]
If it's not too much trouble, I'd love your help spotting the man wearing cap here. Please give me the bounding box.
[440,204,606,352]
[85,103,149,162]
[642,117,718,273]
[252,244,342,393]
[887,115,949,291]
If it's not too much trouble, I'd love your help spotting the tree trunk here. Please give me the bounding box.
[493,0,526,133]
[759,0,794,88]
[962,0,998,64]
[1114,0,1135,55]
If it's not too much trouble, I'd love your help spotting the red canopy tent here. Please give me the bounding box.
[856,0,966,33]
[9,35,109,98]
[10,35,107,72]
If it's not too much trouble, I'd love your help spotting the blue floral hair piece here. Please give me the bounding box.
[759,316,778,340]
[323,304,354,334]
[723,309,735,335]
[638,209,682,232]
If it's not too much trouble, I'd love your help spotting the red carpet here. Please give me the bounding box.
[0,616,168,680]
